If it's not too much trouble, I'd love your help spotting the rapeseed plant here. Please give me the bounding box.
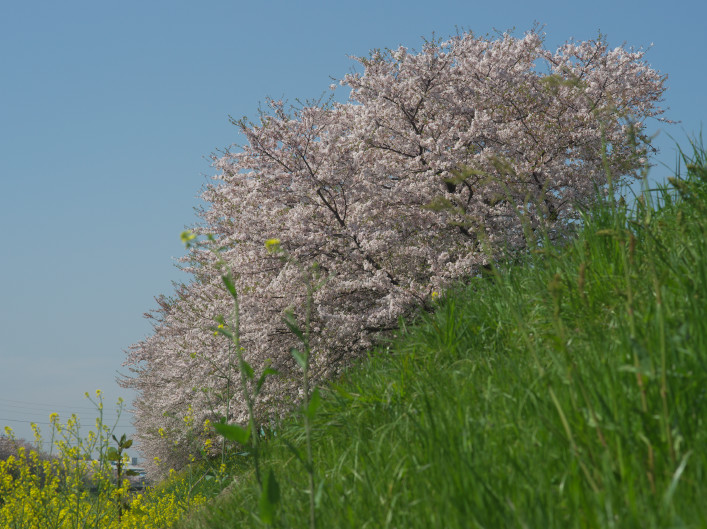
[0,394,207,529]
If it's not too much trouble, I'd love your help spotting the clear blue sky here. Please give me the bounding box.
[1,0,705,454]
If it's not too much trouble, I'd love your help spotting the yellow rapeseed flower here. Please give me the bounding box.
[265,238,281,253]
[181,230,197,245]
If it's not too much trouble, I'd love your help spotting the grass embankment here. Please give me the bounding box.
[178,140,707,528]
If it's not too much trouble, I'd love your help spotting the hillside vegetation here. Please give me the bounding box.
[2,140,705,529]
[174,139,707,528]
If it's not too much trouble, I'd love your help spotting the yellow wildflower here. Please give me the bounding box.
[265,238,281,253]
[180,230,197,245]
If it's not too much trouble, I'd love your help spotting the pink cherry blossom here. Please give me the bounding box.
[122,29,666,474]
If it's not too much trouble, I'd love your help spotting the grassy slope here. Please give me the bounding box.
[180,142,707,528]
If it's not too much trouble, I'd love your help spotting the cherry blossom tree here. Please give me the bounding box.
[122,29,666,474]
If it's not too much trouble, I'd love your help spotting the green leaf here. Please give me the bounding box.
[291,348,307,371]
[333,385,356,400]
[105,447,120,462]
[221,274,238,300]
[241,359,255,380]
[280,437,306,468]
[259,468,280,524]
[256,368,279,395]
[282,311,305,342]
[125,469,140,476]
[122,439,133,450]
[314,479,326,508]
[305,388,322,419]
[662,451,692,509]
[422,195,455,212]
[214,422,251,444]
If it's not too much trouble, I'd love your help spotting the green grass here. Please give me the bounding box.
[178,138,707,528]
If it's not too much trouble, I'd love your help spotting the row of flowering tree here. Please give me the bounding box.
[122,29,667,475]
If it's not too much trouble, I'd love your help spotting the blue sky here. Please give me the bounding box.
[1,0,705,455]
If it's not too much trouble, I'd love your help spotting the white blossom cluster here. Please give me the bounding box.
[122,29,666,475]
